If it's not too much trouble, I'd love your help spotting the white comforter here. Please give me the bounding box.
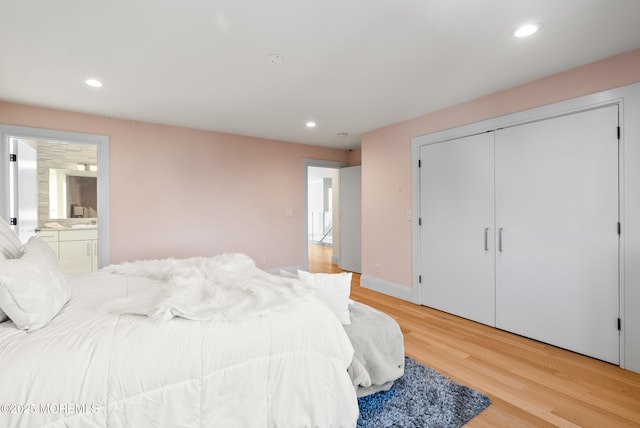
[0,272,358,428]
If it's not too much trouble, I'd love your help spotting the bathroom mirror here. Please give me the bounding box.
[48,168,98,219]
[30,139,99,222]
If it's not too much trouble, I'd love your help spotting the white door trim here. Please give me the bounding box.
[0,124,110,268]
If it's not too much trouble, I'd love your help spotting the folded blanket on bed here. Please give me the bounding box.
[344,301,405,397]
[101,253,312,321]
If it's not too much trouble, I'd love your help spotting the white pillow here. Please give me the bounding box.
[0,236,71,332]
[297,270,352,325]
[0,253,6,321]
[0,249,6,321]
[0,217,23,259]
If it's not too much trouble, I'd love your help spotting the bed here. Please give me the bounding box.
[0,217,404,427]
[0,233,361,427]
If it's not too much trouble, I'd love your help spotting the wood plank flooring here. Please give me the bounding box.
[308,244,640,427]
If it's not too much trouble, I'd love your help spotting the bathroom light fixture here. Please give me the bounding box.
[306,121,316,128]
[84,78,103,88]
[514,23,541,38]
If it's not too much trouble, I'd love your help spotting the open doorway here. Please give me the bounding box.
[10,138,98,236]
[308,166,334,246]
[0,124,110,270]
[302,160,345,272]
[307,166,338,272]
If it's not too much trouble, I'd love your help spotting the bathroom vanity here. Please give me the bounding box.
[36,227,98,273]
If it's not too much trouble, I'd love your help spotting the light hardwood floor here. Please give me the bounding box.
[308,244,640,427]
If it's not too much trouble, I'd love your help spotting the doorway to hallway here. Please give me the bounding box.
[302,159,344,272]
[307,165,338,270]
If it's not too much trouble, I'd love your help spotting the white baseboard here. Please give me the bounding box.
[360,275,418,304]
[265,265,304,275]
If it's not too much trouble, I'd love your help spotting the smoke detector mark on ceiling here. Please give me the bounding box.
[267,53,284,64]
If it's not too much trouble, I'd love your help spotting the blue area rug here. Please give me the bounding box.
[357,357,491,427]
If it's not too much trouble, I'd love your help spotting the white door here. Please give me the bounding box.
[419,133,496,326]
[339,166,361,273]
[495,105,619,364]
[12,139,38,243]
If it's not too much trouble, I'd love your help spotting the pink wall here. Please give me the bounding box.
[361,48,640,287]
[347,147,361,166]
[0,103,349,267]
[3,48,640,276]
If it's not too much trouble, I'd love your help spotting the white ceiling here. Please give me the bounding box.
[1,1,640,150]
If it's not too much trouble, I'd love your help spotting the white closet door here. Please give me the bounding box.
[420,133,495,326]
[339,166,361,273]
[495,105,619,364]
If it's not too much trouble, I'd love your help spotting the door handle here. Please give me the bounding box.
[484,228,489,251]
[498,228,504,252]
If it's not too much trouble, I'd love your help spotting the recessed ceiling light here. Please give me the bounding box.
[337,132,349,137]
[84,79,103,88]
[514,23,540,38]
[514,23,541,38]
[306,121,316,128]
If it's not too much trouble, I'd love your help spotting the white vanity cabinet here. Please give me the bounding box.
[36,228,98,273]
[58,229,98,273]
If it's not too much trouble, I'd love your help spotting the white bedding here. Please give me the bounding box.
[0,272,358,428]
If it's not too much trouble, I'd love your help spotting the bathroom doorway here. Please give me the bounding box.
[0,124,110,269]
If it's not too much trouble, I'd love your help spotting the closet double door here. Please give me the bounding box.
[419,105,619,364]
